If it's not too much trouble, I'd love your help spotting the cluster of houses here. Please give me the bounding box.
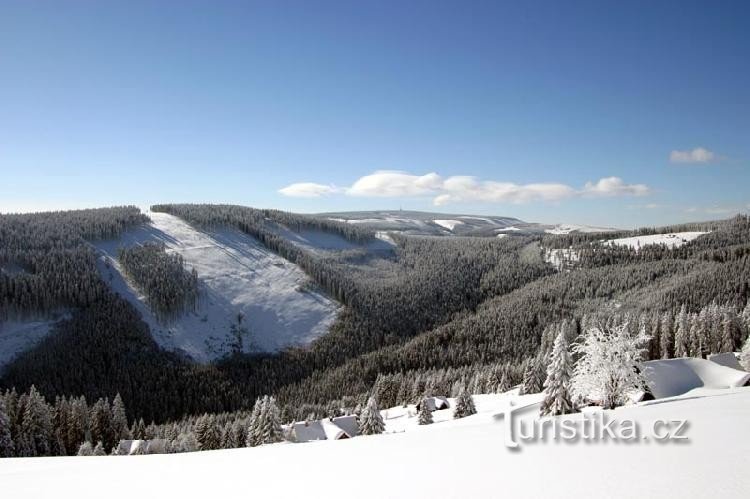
[115,396,455,455]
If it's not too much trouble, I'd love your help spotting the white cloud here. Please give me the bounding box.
[669,147,716,164]
[279,171,652,205]
[346,171,443,197]
[435,177,576,205]
[278,182,340,198]
[582,177,650,197]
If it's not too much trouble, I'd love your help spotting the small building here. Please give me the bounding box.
[416,396,450,412]
[116,438,169,455]
[332,415,359,438]
[291,416,357,443]
[291,421,327,443]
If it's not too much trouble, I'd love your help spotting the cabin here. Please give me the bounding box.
[290,416,357,443]
[416,396,450,412]
[331,415,359,438]
[116,438,169,455]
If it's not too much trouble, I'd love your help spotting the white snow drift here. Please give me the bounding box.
[640,357,750,399]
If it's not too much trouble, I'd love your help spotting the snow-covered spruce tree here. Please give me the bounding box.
[519,354,545,395]
[742,302,750,338]
[358,396,385,435]
[21,385,53,457]
[740,337,750,371]
[245,396,282,446]
[571,322,650,410]
[93,441,107,456]
[540,331,575,417]
[245,397,264,447]
[659,311,674,359]
[674,305,690,357]
[90,398,115,451]
[111,393,130,442]
[257,396,283,445]
[453,387,477,419]
[417,399,433,425]
[194,414,221,450]
[0,398,14,457]
[77,441,94,456]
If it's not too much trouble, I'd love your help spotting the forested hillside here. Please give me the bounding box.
[1,206,749,451]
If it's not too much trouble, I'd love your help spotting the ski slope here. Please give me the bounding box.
[2,387,748,498]
[93,212,339,362]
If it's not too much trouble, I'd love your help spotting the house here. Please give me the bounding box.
[116,438,169,455]
[416,396,450,412]
[332,415,359,438]
[290,421,327,443]
[290,415,357,443]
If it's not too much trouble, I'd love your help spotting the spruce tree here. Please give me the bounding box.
[417,399,433,425]
[0,398,14,457]
[358,396,385,435]
[660,311,674,359]
[520,355,545,395]
[111,393,130,442]
[453,387,477,419]
[540,331,575,416]
[93,441,107,456]
[245,397,264,447]
[77,441,94,456]
[740,337,750,371]
[90,398,115,451]
[21,385,53,457]
[674,305,690,357]
[257,396,283,445]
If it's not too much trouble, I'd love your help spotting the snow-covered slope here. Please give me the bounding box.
[93,212,339,362]
[0,313,67,371]
[3,387,749,498]
[320,210,525,236]
[605,231,708,250]
[545,223,619,235]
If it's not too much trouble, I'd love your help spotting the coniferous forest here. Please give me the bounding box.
[1,205,749,457]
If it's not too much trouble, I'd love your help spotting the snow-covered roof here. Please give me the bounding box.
[291,421,327,442]
[321,420,350,440]
[707,352,745,371]
[332,415,359,437]
[641,357,750,399]
[416,396,450,412]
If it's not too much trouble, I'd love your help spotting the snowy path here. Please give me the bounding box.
[2,388,748,498]
[93,212,339,362]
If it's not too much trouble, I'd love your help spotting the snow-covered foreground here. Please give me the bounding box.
[3,388,748,498]
[606,231,708,250]
[93,212,339,362]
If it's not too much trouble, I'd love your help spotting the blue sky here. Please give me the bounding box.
[1,0,748,227]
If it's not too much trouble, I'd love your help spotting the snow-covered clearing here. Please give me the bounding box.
[433,219,463,231]
[93,212,339,362]
[0,313,67,371]
[605,231,708,250]
[3,387,749,498]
